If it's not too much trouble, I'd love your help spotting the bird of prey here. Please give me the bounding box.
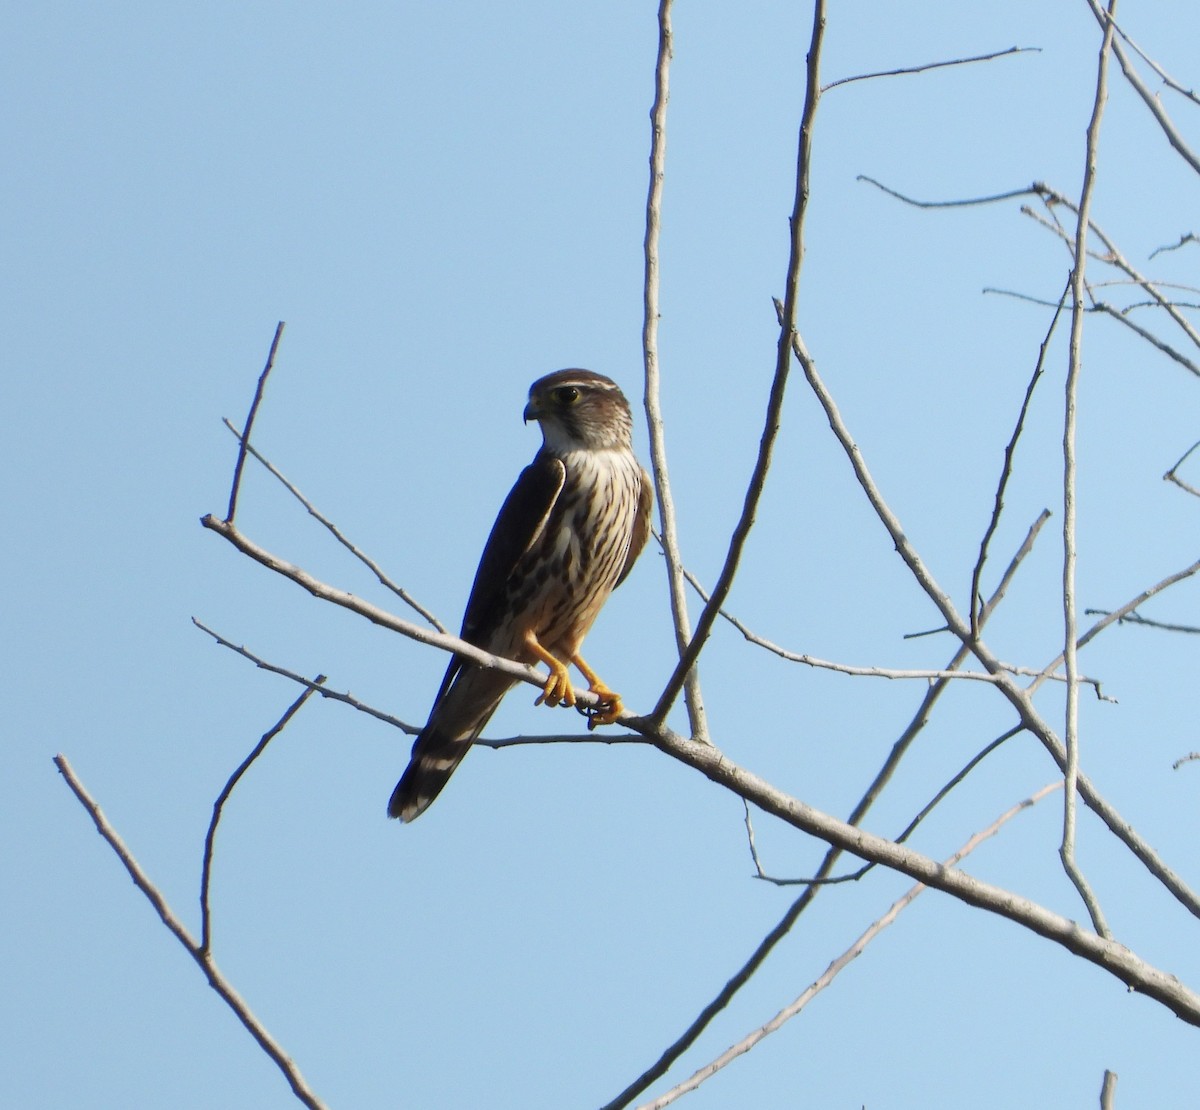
[388,369,653,822]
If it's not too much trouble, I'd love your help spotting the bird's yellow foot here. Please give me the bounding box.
[584,684,624,729]
[524,631,576,709]
[567,651,624,728]
[535,658,576,709]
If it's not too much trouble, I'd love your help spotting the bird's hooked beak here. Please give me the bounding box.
[523,396,543,424]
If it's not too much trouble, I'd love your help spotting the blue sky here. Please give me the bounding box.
[5,2,1200,1107]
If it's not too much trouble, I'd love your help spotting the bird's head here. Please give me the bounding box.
[523,369,634,453]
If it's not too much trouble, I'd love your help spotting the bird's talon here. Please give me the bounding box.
[584,689,623,728]
[535,666,575,709]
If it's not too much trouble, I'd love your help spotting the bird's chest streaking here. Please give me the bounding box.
[501,447,644,659]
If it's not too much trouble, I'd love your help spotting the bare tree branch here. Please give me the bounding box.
[1090,301,1200,377]
[1020,188,1200,354]
[640,0,708,743]
[747,725,1024,887]
[651,0,827,725]
[193,618,418,733]
[221,419,446,632]
[226,322,284,525]
[972,283,1068,637]
[636,783,1062,1109]
[1031,556,1200,688]
[54,753,327,1110]
[1083,0,1200,176]
[1164,439,1200,496]
[985,286,1200,378]
[1100,1069,1118,1110]
[857,175,1041,209]
[1151,232,1198,258]
[1057,0,1117,940]
[822,45,1039,93]
[1108,13,1200,105]
[677,551,1106,697]
[201,394,1200,1107]
[201,680,326,955]
[1083,608,1200,635]
[864,174,1200,374]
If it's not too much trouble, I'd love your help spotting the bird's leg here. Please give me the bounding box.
[570,652,624,727]
[523,630,576,709]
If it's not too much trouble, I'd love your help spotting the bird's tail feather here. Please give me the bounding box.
[388,668,513,821]
[388,727,474,822]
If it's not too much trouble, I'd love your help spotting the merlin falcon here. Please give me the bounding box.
[388,369,653,822]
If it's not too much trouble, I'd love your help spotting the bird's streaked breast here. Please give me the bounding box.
[495,445,644,658]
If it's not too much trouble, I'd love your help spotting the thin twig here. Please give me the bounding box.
[193,618,418,732]
[742,800,766,880]
[193,617,644,748]
[749,726,1024,887]
[1002,662,1111,700]
[641,0,708,743]
[857,175,1042,209]
[971,281,1069,637]
[1108,13,1200,105]
[822,44,1038,93]
[636,783,1062,1108]
[1031,556,1200,690]
[226,322,284,524]
[1019,189,1200,354]
[1164,439,1200,496]
[1057,0,1116,941]
[1028,192,1083,265]
[1165,469,1200,497]
[1150,233,1198,259]
[1084,0,1200,176]
[54,754,327,1109]
[675,560,1077,688]
[200,680,326,955]
[984,287,1082,309]
[221,420,445,631]
[864,173,1200,365]
[680,509,1055,686]
[986,290,1200,377]
[1082,608,1200,635]
[651,0,826,726]
[1087,281,1200,298]
[1091,302,1200,377]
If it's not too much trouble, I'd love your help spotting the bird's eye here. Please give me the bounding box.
[554,386,580,405]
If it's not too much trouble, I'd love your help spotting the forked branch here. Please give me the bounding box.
[651,0,827,725]
[55,734,326,1109]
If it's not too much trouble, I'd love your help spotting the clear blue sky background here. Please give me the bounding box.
[5,2,1200,1107]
